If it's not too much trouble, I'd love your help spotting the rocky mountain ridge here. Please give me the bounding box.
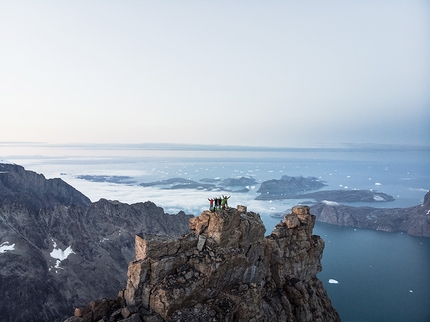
[310,190,430,237]
[0,162,91,211]
[0,163,192,321]
[65,205,340,322]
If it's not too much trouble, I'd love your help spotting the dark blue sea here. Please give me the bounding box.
[5,144,430,321]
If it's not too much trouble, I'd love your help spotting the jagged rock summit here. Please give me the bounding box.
[67,205,340,322]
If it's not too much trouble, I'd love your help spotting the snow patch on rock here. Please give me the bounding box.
[0,242,15,253]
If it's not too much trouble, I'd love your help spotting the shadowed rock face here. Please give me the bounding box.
[69,205,340,322]
[310,190,430,237]
[0,163,192,322]
[0,163,91,211]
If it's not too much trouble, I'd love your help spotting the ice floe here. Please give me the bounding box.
[328,279,339,284]
[0,242,15,253]
[375,182,382,186]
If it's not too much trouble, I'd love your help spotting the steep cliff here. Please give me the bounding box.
[0,163,192,321]
[310,190,430,237]
[66,205,340,322]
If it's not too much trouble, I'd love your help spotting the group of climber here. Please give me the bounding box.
[208,195,230,211]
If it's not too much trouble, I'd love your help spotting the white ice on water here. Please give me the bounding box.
[328,279,339,284]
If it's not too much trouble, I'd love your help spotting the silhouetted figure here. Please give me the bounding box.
[215,197,221,211]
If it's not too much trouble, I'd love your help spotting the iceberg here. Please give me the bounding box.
[328,279,339,284]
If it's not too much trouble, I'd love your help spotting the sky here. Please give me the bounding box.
[1,0,430,148]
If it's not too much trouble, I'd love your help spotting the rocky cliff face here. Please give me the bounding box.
[0,162,91,210]
[0,163,192,322]
[310,190,430,237]
[66,205,340,322]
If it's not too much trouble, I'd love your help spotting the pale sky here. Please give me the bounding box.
[1,0,429,148]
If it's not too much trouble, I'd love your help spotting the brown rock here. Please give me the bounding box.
[90,298,111,321]
[122,305,138,318]
[64,206,339,322]
[122,206,340,322]
[74,306,91,317]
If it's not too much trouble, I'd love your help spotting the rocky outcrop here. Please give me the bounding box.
[0,163,192,322]
[66,205,340,322]
[310,190,430,237]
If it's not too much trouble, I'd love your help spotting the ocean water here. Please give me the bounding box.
[3,144,430,321]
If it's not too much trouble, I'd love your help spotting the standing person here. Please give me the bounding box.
[208,198,215,212]
[221,195,230,209]
[215,197,221,211]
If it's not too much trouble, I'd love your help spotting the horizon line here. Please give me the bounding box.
[1,141,429,152]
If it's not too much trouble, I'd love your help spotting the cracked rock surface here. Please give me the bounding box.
[67,205,340,322]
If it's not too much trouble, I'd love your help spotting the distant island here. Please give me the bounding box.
[76,175,137,184]
[255,176,394,202]
[256,175,327,200]
[76,175,257,192]
[309,190,430,237]
[77,174,396,204]
[293,189,394,203]
[139,176,256,192]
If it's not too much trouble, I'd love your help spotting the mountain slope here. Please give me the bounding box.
[0,163,192,321]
